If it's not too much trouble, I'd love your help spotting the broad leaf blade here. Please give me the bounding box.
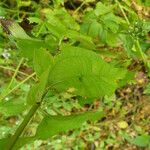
[48,45,126,97]
[36,110,104,139]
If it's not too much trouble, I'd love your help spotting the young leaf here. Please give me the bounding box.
[27,48,53,104]
[48,45,126,97]
[36,110,104,139]
[27,68,50,105]
[33,48,53,77]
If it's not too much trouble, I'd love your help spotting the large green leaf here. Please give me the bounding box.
[48,45,126,97]
[36,110,104,139]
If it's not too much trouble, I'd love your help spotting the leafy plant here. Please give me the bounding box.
[0,0,149,149]
[0,16,127,149]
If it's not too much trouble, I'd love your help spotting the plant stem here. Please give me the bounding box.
[6,102,40,150]
[6,88,48,150]
[6,58,24,92]
[0,65,33,78]
[115,0,130,25]
[73,1,86,15]
[135,39,147,64]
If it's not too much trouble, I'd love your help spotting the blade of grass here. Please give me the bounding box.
[0,72,36,101]
[6,58,24,92]
[0,65,36,80]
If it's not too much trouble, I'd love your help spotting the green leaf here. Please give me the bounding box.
[0,99,27,116]
[94,2,112,16]
[52,8,79,31]
[137,0,150,6]
[0,19,53,60]
[121,132,150,147]
[68,30,96,50]
[78,97,95,106]
[81,4,123,46]
[36,110,104,139]
[33,48,53,77]
[48,45,126,97]
[144,83,150,94]
[0,138,8,150]
[106,32,118,46]
[131,135,150,147]
[0,137,35,150]
[45,10,67,39]
[102,13,120,33]
[118,71,135,87]
[27,48,53,104]
[27,68,50,105]
[28,17,42,24]
[0,7,6,16]
[16,38,52,60]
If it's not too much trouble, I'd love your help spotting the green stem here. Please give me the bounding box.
[6,102,40,150]
[0,72,36,101]
[6,88,49,150]
[135,39,147,63]
[3,8,34,14]
[0,65,32,78]
[73,1,86,15]
[115,0,130,25]
[6,58,24,91]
